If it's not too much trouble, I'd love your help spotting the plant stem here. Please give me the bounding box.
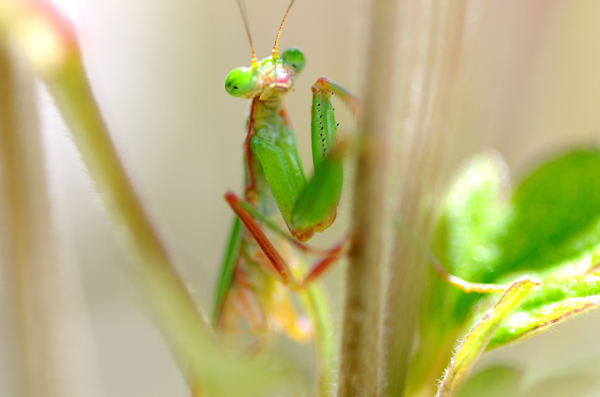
[44,32,218,396]
[0,4,247,395]
[381,1,484,395]
[337,0,402,395]
[0,43,99,397]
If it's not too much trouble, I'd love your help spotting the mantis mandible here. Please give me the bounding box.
[212,0,357,356]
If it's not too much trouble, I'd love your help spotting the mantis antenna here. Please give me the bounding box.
[237,0,258,70]
[272,0,296,59]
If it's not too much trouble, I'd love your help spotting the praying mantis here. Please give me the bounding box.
[206,3,600,396]
[212,0,357,351]
[212,0,507,355]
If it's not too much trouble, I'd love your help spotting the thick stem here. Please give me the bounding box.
[337,0,402,395]
[0,44,100,397]
[381,1,484,395]
[0,40,31,397]
[45,50,213,393]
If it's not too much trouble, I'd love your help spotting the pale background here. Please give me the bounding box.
[6,0,600,396]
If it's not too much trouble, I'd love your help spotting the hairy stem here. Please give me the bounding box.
[337,0,402,395]
[381,1,484,395]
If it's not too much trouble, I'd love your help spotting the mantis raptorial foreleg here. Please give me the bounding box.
[225,191,346,289]
[217,76,358,299]
[247,77,358,242]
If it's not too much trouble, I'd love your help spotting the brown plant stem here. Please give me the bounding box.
[381,1,484,396]
[337,0,402,395]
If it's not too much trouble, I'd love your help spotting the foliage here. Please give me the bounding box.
[415,149,600,395]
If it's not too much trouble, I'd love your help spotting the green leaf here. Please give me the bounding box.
[422,151,509,331]
[485,148,600,349]
[436,278,538,397]
[488,273,600,349]
[457,358,600,397]
[409,152,511,391]
[412,148,600,391]
[424,148,600,332]
[495,147,600,276]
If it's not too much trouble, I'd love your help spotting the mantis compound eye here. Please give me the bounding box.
[282,47,305,74]
[225,67,258,97]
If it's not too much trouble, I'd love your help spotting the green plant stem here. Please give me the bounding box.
[44,51,226,395]
[337,0,402,395]
[0,5,267,395]
[0,43,99,397]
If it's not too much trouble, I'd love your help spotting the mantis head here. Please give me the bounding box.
[225,0,303,100]
[225,48,305,99]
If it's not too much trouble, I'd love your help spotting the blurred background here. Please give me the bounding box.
[2,0,600,396]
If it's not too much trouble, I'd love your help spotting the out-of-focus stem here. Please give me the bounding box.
[337,0,402,395]
[1,3,293,396]
[1,3,209,396]
[0,43,100,397]
[381,1,483,396]
[41,24,216,396]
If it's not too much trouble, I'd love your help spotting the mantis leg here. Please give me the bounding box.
[229,284,312,344]
[236,194,348,257]
[212,217,243,327]
[290,78,358,235]
[231,286,268,337]
[250,78,359,242]
[225,191,345,289]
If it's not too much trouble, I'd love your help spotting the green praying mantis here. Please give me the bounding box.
[213,0,357,351]
[212,0,508,355]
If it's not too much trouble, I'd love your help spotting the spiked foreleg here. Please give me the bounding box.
[225,191,345,289]
[290,78,359,237]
